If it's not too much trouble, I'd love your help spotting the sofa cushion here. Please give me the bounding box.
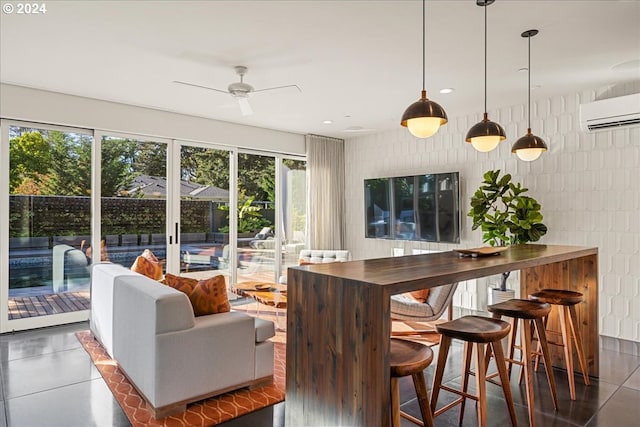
[164,273,197,295]
[299,249,350,264]
[254,317,275,342]
[131,249,163,280]
[189,275,231,316]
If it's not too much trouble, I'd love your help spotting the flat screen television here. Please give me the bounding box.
[364,172,460,243]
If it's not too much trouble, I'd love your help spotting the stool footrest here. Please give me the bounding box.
[438,384,479,402]
[400,411,425,426]
[433,396,466,417]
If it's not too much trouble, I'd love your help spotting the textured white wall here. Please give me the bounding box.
[344,89,640,342]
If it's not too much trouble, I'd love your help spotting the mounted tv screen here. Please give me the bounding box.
[364,172,460,243]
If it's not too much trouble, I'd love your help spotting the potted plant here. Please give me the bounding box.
[468,170,548,305]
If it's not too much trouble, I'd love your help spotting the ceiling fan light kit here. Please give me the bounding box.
[465,0,506,153]
[401,0,448,139]
[227,66,253,97]
[512,29,547,161]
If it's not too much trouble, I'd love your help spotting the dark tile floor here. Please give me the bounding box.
[1,320,639,427]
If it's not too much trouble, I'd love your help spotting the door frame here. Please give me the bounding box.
[1,119,96,332]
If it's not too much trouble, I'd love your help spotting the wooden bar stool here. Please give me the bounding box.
[431,316,518,427]
[528,289,590,400]
[487,299,558,427]
[390,338,435,427]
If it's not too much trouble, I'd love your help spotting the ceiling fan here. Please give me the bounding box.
[173,65,301,116]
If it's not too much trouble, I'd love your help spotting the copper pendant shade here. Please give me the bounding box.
[512,29,547,161]
[401,0,447,138]
[466,0,506,152]
[512,128,547,161]
[466,114,507,152]
[401,90,448,138]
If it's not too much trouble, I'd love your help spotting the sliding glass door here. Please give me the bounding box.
[177,144,231,283]
[100,134,169,274]
[281,158,307,275]
[1,120,306,331]
[175,148,306,287]
[2,121,93,329]
[236,152,276,284]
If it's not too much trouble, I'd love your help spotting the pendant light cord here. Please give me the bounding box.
[527,33,531,130]
[484,3,487,113]
[422,0,425,91]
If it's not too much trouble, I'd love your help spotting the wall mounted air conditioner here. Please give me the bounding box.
[579,93,640,132]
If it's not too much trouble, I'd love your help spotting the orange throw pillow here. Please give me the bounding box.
[164,273,198,295]
[409,289,430,303]
[131,249,163,281]
[188,275,231,316]
[141,248,159,263]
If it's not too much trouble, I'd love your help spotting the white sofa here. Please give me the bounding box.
[279,250,351,284]
[90,263,275,417]
[298,249,351,263]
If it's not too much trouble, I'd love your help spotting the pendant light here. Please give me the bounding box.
[465,0,506,152]
[512,29,547,161]
[401,0,447,138]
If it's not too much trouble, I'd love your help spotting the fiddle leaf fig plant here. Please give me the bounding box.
[468,169,548,290]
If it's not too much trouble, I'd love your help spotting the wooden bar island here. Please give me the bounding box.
[285,244,598,427]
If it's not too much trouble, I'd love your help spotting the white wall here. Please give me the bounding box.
[0,84,305,155]
[344,89,640,342]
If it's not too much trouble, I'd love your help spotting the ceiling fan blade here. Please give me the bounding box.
[237,97,254,116]
[173,80,229,94]
[253,84,302,93]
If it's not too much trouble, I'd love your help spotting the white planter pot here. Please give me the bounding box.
[487,287,516,306]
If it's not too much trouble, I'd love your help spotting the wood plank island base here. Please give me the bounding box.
[285,244,598,427]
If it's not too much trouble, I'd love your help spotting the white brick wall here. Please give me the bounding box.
[343,89,640,342]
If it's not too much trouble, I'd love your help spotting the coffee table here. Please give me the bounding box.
[232,281,287,329]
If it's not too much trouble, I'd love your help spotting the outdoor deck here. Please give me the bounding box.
[7,267,280,320]
[8,291,90,320]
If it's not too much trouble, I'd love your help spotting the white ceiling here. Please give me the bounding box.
[1,0,639,139]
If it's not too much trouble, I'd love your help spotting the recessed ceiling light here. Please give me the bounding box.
[342,126,376,133]
[439,88,455,94]
[322,120,333,124]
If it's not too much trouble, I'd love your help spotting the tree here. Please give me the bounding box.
[9,131,52,193]
[238,153,275,202]
[101,138,138,196]
[180,146,229,189]
[43,131,92,196]
[14,174,47,195]
[186,150,276,201]
[133,142,166,177]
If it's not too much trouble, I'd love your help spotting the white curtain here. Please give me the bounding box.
[306,134,345,249]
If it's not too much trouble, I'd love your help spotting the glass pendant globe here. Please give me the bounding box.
[515,148,544,161]
[406,117,442,138]
[470,135,501,152]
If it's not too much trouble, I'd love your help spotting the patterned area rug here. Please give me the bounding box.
[76,330,285,427]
